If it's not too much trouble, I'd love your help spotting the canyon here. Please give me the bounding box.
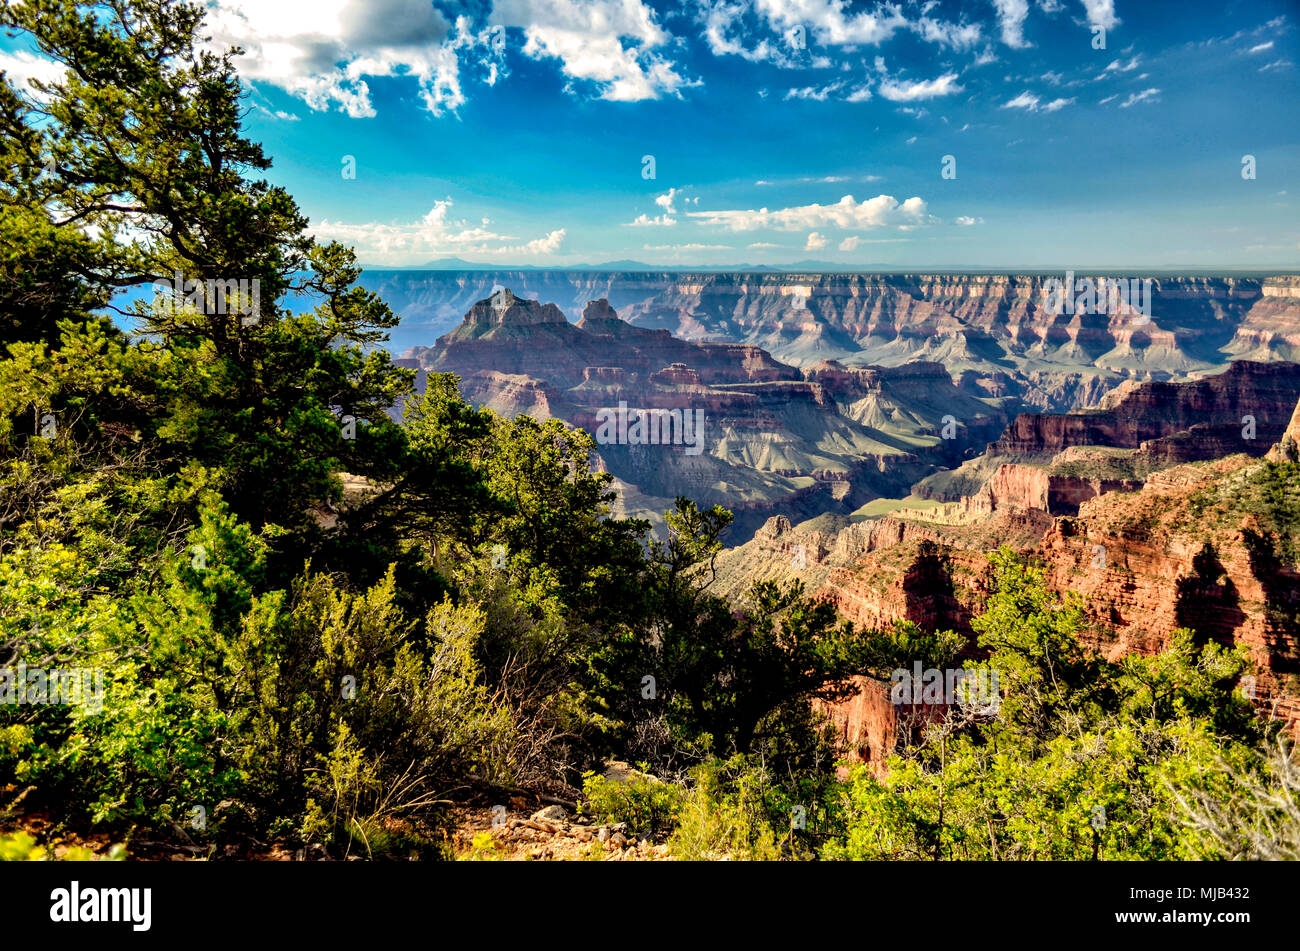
[393,275,1300,760]
[399,288,1008,538]
[713,378,1300,766]
[376,269,1300,412]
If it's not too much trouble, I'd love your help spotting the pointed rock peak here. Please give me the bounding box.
[462,288,566,327]
[439,288,569,343]
[488,286,517,310]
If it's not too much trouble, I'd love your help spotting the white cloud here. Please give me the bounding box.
[206,1,484,116]
[1096,55,1140,78]
[625,213,677,227]
[697,1,810,67]
[206,0,465,117]
[1119,87,1160,107]
[992,0,1030,48]
[655,187,682,214]
[207,0,690,117]
[756,174,875,186]
[494,0,693,102]
[1259,59,1293,72]
[751,0,909,45]
[785,81,843,101]
[1002,90,1039,109]
[1001,90,1072,113]
[805,231,829,251]
[838,235,861,251]
[688,193,934,231]
[1078,0,1119,32]
[497,229,567,256]
[912,17,983,50]
[309,199,565,262]
[0,49,67,102]
[878,71,964,101]
[954,216,983,226]
[698,0,984,66]
[1248,41,1275,53]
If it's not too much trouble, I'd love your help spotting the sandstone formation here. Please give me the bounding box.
[715,388,1300,765]
[403,290,1009,539]
[917,360,1300,513]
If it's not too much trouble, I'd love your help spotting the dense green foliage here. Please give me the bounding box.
[1,0,1296,861]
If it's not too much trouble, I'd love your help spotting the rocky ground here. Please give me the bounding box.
[450,800,670,861]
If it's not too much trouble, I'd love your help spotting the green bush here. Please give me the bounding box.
[580,767,686,838]
[669,757,785,861]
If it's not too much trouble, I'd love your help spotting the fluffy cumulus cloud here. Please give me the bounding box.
[491,0,692,102]
[655,188,682,214]
[991,0,1030,48]
[625,188,685,226]
[1078,0,1119,32]
[206,0,690,117]
[688,193,934,231]
[497,228,568,256]
[309,199,565,261]
[206,0,465,117]
[625,213,677,226]
[175,0,1129,118]
[805,231,829,250]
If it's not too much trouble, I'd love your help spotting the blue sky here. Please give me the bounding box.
[3,0,1298,268]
